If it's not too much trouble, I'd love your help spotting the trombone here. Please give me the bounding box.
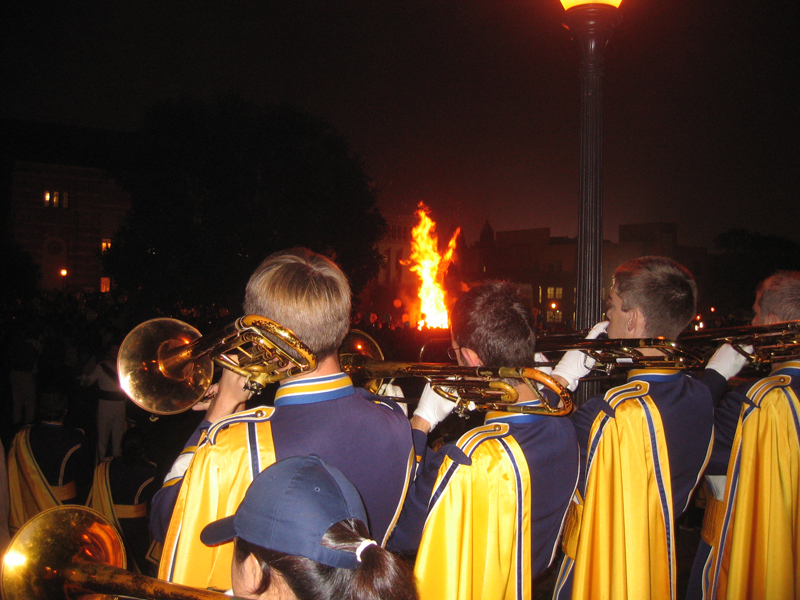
[117,314,315,415]
[340,330,573,417]
[677,320,800,369]
[1,505,244,600]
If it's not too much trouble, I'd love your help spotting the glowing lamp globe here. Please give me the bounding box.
[560,0,622,9]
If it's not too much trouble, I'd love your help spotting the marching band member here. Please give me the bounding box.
[86,427,159,575]
[201,454,417,600]
[687,270,800,599]
[550,256,714,600]
[151,247,415,592]
[391,281,579,600]
[6,386,93,534]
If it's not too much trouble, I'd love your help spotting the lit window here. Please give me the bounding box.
[547,287,555,299]
[555,287,563,299]
[44,191,50,207]
[546,310,563,323]
[100,277,111,293]
[101,239,112,252]
[53,192,59,208]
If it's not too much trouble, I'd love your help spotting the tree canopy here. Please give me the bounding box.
[105,98,386,312]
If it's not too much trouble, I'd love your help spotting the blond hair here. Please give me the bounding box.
[244,248,351,361]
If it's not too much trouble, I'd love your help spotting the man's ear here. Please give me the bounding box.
[460,347,483,367]
[766,312,781,325]
[626,308,647,338]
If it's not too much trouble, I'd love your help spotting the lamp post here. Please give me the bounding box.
[560,0,621,331]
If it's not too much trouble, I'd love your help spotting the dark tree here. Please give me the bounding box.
[0,242,41,310]
[105,98,386,312]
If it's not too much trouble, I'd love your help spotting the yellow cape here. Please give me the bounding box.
[7,428,73,532]
[556,380,705,600]
[414,422,533,600]
[159,408,277,591]
[701,368,800,599]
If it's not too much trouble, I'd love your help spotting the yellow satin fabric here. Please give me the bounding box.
[87,461,122,532]
[414,423,533,600]
[561,381,677,600]
[704,373,800,600]
[7,428,62,532]
[159,411,276,590]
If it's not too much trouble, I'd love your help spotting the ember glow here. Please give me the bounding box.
[405,203,460,329]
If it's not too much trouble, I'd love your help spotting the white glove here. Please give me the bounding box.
[551,321,609,392]
[413,382,455,431]
[706,343,753,380]
[377,381,405,398]
[533,352,553,376]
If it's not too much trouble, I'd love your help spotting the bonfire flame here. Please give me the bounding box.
[405,202,460,329]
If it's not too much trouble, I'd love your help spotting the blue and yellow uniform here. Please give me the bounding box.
[553,369,714,600]
[391,401,579,600]
[687,361,800,600]
[87,455,159,573]
[152,372,415,591]
[7,422,92,533]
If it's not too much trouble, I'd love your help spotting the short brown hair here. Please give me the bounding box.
[612,256,697,339]
[243,248,351,361]
[756,271,800,321]
[450,281,537,367]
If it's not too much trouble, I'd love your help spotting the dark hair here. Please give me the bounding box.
[120,427,146,463]
[612,256,697,339]
[756,271,800,321]
[233,519,417,600]
[450,281,537,367]
[36,387,68,422]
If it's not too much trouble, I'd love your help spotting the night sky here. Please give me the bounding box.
[3,0,799,248]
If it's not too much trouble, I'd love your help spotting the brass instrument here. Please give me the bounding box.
[677,320,800,369]
[118,314,315,415]
[1,505,243,600]
[340,330,572,417]
[538,336,707,375]
[535,320,800,374]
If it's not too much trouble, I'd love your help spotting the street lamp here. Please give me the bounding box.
[60,268,68,293]
[560,0,622,331]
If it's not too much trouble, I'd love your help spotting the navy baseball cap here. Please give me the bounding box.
[200,455,369,570]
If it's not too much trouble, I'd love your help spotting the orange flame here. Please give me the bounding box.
[405,202,460,329]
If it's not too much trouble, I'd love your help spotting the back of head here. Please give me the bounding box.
[120,427,146,463]
[243,248,352,361]
[756,271,800,321]
[450,280,537,367]
[36,385,68,423]
[613,256,697,339]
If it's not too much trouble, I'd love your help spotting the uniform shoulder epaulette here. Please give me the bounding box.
[746,374,792,406]
[604,379,652,412]
[204,406,275,445]
[453,422,511,460]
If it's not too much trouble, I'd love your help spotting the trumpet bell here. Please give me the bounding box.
[2,506,125,600]
[118,318,214,415]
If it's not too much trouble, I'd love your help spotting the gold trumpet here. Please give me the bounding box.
[340,330,573,417]
[117,314,315,415]
[1,505,244,600]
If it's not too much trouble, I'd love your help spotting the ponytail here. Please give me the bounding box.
[322,519,417,600]
[233,519,417,600]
